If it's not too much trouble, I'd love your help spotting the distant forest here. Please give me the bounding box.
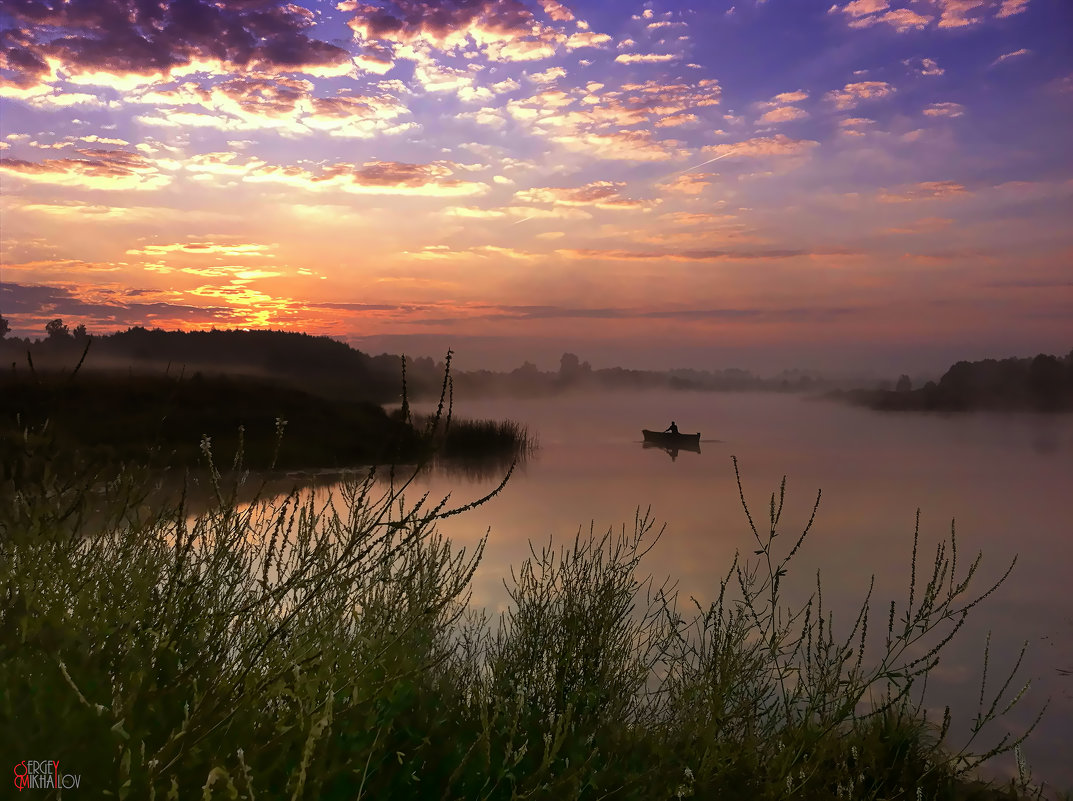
[3,318,1068,412]
[0,318,833,399]
[836,350,1073,412]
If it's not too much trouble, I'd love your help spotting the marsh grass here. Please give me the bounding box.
[0,426,1051,799]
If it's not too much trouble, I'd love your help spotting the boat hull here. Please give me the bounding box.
[641,429,701,446]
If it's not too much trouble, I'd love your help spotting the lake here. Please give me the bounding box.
[323,390,1073,788]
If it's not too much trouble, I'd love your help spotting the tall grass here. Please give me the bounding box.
[0,432,1049,799]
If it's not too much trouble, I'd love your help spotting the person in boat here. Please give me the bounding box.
[664,421,679,435]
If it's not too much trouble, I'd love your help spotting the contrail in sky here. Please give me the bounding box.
[664,147,740,178]
[512,215,536,225]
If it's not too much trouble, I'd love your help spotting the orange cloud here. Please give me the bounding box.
[515,181,650,209]
[660,173,712,195]
[991,48,1030,66]
[0,149,173,190]
[996,0,1030,16]
[614,53,678,64]
[655,113,697,128]
[702,134,819,158]
[184,157,491,197]
[758,106,808,124]
[565,32,612,50]
[878,181,970,202]
[133,77,412,139]
[555,247,831,262]
[538,0,575,22]
[923,102,965,117]
[127,242,273,257]
[825,81,895,110]
[552,129,686,161]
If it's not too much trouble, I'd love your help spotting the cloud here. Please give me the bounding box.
[878,180,970,202]
[130,76,413,139]
[443,206,508,218]
[552,129,686,161]
[564,31,613,50]
[537,0,575,22]
[923,101,965,117]
[996,0,1030,17]
[614,53,679,64]
[832,0,933,30]
[126,242,273,258]
[702,134,820,158]
[870,8,932,30]
[172,156,488,197]
[529,66,567,84]
[659,173,712,195]
[825,80,895,110]
[840,0,891,17]
[837,117,875,136]
[879,216,953,234]
[0,280,236,331]
[555,247,848,262]
[345,0,564,63]
[1,0,354,92]
[758,106,808,124]
[903,57,944,76]
[660,212,739,226]
[0,149,173,190]
[773,90,809,103]
[457,107,509,127]
[991,48,1030,66]
[501,78,718,160]
[654,113,697,128]
[514,181,650,209]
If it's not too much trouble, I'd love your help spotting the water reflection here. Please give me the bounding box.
[642,439,701,461]
[395,391,1073,788]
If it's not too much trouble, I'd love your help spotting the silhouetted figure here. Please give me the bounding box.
[664,421,679,435]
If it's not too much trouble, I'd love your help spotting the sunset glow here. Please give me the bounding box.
[2,0,1070,371]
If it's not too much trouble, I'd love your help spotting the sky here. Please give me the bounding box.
[1,0,1071,373]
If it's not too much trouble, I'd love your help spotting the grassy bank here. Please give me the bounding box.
[0,367,532,470]
[0,434,1053,800]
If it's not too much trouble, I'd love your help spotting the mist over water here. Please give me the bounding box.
[321,390,1072,787]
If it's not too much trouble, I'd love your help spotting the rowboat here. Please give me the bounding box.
[641,429,701,447]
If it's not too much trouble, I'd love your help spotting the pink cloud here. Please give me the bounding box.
[702,134,819,158]
[0,149,173,190]
[515,180,649,209]
[758,106,808,124]
[878,180,970,202]
[825,80,895,110]
[923,101,965,117]
[614,53,679,64]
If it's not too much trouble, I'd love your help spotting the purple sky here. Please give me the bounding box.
[1,0,1071,372]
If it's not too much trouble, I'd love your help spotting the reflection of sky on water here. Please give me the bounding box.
[305,391,1072,788]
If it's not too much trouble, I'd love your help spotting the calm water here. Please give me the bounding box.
[329,391,1073,787]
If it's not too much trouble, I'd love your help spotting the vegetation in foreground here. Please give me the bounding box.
[0,425,1053,801]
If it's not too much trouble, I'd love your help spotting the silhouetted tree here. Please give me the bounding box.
[0,315,9,339]
[895,374,912,393]
[560,352,580,377]
[73,323,88,340]
[558,352,591,385]
[1028,354,1065,409]
[45,318,71,340]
